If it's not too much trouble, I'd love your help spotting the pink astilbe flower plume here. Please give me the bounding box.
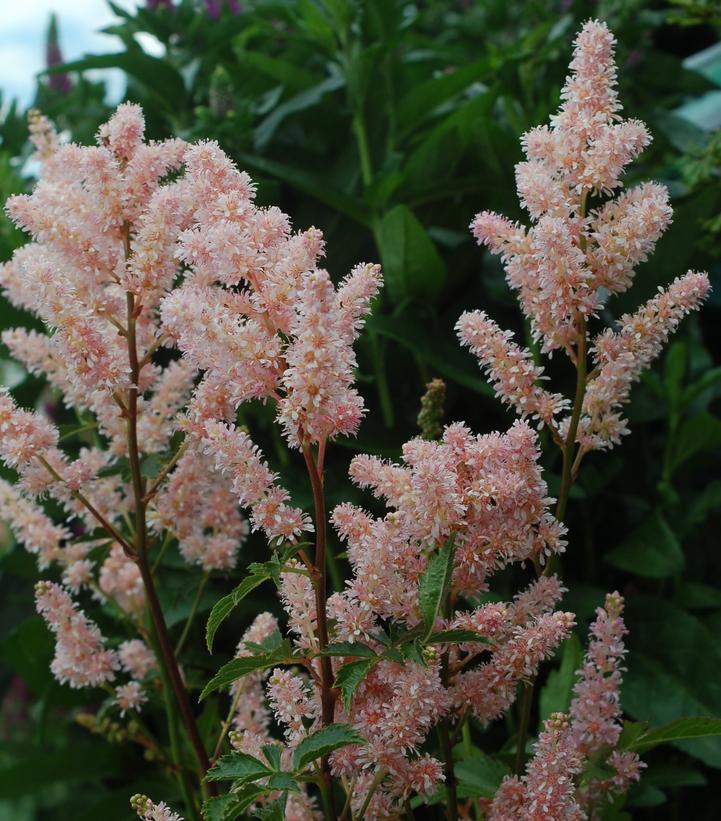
[459,19,709,452]
[489,593,642,819]
[35,581,118,688]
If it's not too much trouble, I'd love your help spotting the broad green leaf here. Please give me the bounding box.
[254,75,345,149]
[664,341,687,405]
[206,751,271,782]
[206,567,273,652]
[0,744,128,799]
[319,642,377,658]
[376,204,447,303]
[233,50,319,91]
[624,717,721,753]
[623,597,721,767]
[671,412,721,470]
[418,541,455,641]
[367,312,493,396]
[235,152,369,225]
[456,755,509,799]
[44,52,186,108]
[604,512,683,578]
[681,366,721,409]
[335,658,375,710]
[292,724,365,771]
[396,59,490,137]
[539,633,583,725]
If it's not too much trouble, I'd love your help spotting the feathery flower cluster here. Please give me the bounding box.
[130,795,183,821]
[35,581,118,688]
[459,19,709,451]
[489,593,642,819]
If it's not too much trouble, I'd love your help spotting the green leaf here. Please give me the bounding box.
[235,152,369,225]
[292,724,365,771]
[623,597,721,767]
[367,312,493,396]
[671,412,721,470]
[319,642,377,658]
[418,541,455,641]
[206,566,273,652]
[427,629,487,645]
[623,717,721,753]
[334,658,375,711]
[396,59,490,137]
[202,795,242,821]
[262,745,282,771]
[456,755,510,799]
[664,341,687,406]
[255,794,289,820]
[44,52,186,109]
[200,641,296,700]
[0,744,128,799]
[604,512,683,578]
[254,74,345,149]
[265,772,299,792]
[376,205,447,303]
[539,633,583,725]
[206,752,271,783]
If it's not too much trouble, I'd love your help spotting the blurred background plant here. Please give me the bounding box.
[0,1,719,819]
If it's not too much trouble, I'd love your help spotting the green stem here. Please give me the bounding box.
[438,594,458,821]
[369,331,394,428]
[156,631,202,821]
[175,574,209,656]
[353,115,373,188]
[357,768,386,820]
[514,681,534,776]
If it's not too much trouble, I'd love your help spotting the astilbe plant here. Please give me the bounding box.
[0,18,711,821]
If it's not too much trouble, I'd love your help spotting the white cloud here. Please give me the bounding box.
[0,0,149,105]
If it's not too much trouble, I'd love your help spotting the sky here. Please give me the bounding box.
[0,1,161,105]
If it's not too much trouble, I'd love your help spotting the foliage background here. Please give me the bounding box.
[0,0,720,818]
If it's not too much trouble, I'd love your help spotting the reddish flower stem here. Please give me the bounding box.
[302,438,337,820]
[125,291,214,794]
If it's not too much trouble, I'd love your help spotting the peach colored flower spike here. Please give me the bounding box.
[459,19,710,452]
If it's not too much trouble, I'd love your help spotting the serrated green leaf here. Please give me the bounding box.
[206,752,271,782]
[320,642,377,658]
[200,643,296,700]
[418,541,455,641]
[334,658,375,711]
[292,724,365,771]
[265,771,299,792]
[202,794,241,821]
[456,755,509,799]
[262,745,282,771]
[206,567,273,652]
[427,629,487,645]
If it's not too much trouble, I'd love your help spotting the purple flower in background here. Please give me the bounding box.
[204,0,242,18]
[147,0,174,9]
[204,0,221,19]
[45,14,73,94]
